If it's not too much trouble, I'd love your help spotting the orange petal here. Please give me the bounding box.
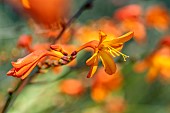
[87,56,98,78]
[86,52,98,66]
[146,67,159,83]
[99,50,116,75]
[21,0,31,9]
[14,59,39,77]
[7,58,39,79]
[106,32,134,44]
[109,43,123,51]
[99,31,107,45]
[76,40,99,52]
[21,61,38,79]
[7,68,16,76]
[12,50,48,68]
[12,50,63,69]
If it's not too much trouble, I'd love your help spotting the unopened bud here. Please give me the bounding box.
[71,51,77,56]
[58,59,69,65]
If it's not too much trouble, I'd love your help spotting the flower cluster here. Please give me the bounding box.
[7,31,133,79]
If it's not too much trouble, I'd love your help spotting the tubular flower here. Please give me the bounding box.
[7,49,65,79]
[77,31,133,78]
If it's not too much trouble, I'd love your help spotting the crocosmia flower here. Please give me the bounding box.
[145,5,169,31]
[77,31,133,78]
[134,36,170,82]
[7,50,64,79]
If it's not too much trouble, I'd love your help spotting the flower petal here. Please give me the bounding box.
[86,52,98,66]
[21,61,38,79]
[87,56,98,78]
[76,40,99,52]
[7,58,39,79]
[99,31,107,45]
[110,43,123,51]
[146,67,159,83]
[21,0,31,9]
[12,50,64,69]
[15,60,39,77]
[99,50,116,75]
[12,50,48,68]
[105,31,133,44]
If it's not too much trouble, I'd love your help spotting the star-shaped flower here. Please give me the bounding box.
[77,31,133,78]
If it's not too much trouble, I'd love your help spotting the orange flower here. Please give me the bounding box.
[60,79,84,96]
[145,5,169,31]
[134,36,170,82]
[77,31,133,78]
[21,0,70,29]
[7,49,64,79]
[114,4,142,21]
[91,67,123,102]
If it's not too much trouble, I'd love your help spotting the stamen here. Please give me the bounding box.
[107,47,116,57]
[108,46,120,57]
[108,46,129,61]
[109,50,116,57]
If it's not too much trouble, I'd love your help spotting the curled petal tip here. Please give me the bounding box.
[11,62,17,66]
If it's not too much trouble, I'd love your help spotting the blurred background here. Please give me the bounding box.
[0,0,170,113]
